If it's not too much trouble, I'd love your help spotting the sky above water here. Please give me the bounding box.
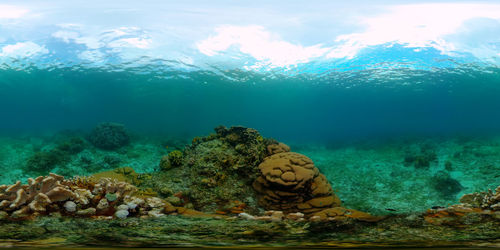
[1,0,500,71]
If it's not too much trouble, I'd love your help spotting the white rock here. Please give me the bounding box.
[126,202,137,210]
[115,209,129,219]
[117,204,129,211]
[238,212,255,220]
[64,201,77,212]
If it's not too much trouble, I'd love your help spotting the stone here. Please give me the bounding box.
[63,201,77,212]
[115,209,129,219]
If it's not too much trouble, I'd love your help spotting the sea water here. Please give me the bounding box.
[0,1,499,248]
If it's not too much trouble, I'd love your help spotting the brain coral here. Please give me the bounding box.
[266,142,291,155]
[88,122,130,150]
[252,152,341,215]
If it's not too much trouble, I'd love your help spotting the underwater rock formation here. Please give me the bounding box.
[88,122,130,150]
[253,152,341,215]
[0,173,177,220]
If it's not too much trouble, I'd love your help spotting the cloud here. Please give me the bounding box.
[0,42,48,58]
[196,25,329,67]
[327,3,500,59]
[0,5,28,19]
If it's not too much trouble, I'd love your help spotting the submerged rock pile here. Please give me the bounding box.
[0,173,177,220]
[253,152,341,215]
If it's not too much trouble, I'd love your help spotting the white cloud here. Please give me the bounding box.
[196,25,329,67]
[0,5,28,19]
[327,3,500,59]
[0,42,48,58]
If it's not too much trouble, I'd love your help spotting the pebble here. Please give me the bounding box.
[64,201,77,212]
[238,212,255,220]
[117,204,129,211]
[115,209,129,219]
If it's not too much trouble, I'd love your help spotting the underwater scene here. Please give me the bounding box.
[0,1,500,249]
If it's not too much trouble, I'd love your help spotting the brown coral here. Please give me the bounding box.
[423,186,500,226]
[0,173,74,218]
[252,152,341,215]
[266,143,291,155]
[0,173,168,220]
[312,207,385,222]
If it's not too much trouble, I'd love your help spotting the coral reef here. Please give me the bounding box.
[144,126,273,213]
[0,173,176,220]
[144,126,341,217]
[88,122,130,150]
[159,150,183,170]
[266,142,291,155]
[252,152,341,215]
[1,127,500,248]
[459,185,500,210]
[424,185,500,225]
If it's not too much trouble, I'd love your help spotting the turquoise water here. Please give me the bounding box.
[2,65,500,142]
[1,63,499,214]
[1,1,500,247]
